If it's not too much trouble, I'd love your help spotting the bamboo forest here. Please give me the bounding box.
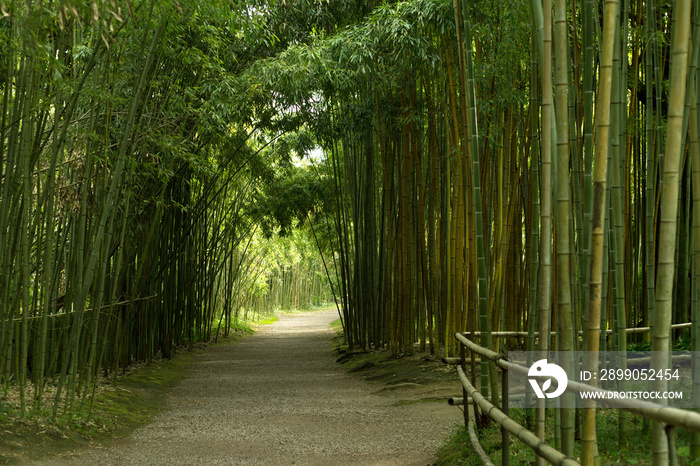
[4,0,700,464]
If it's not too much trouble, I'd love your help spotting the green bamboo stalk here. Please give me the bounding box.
[690,88,700,461]
[644,0,658,349]
[526,25,541,429]
[581,0,619,462]
[651,0,692,463]
[454,0,495,400]
[534,0,553,460]
[554,0,575,454]
[609,0,629,446]
[18,47,36,415]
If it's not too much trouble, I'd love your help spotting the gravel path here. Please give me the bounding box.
[38,309,458,465]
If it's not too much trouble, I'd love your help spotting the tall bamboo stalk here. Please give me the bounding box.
[534,0,553,460]
[651,0,692,463]
[581,0,619,463]
[553,0,575,454]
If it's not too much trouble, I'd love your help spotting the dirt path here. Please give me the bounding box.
[37,309,459,465]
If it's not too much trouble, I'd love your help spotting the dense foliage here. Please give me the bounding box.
[0,0,333,420]
[247,0,700,462]
[3,0,700,463]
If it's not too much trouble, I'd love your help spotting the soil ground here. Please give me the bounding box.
[22,308,462,465]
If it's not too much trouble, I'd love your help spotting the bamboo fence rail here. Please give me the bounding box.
[448,331,700,465]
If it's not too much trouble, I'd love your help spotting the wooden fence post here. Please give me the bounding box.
[502,359,510,466]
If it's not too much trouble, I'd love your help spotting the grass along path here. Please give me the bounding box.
[29,308,458,465]
[0,323,257,464]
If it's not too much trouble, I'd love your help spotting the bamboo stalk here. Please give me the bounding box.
[651,0,692,462]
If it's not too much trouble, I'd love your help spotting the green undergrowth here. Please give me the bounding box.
[435,407,695,465]
[0,352,195,464]
[255,315,279,325]
[0,320,269,464]
[329,320,694,465]
[253,304,333,326]
[274,303,336,318]
[330,319,454,387]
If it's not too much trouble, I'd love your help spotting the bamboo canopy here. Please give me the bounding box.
[2,0,700,462]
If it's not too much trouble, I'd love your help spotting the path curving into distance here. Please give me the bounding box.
[39,309,458,465]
